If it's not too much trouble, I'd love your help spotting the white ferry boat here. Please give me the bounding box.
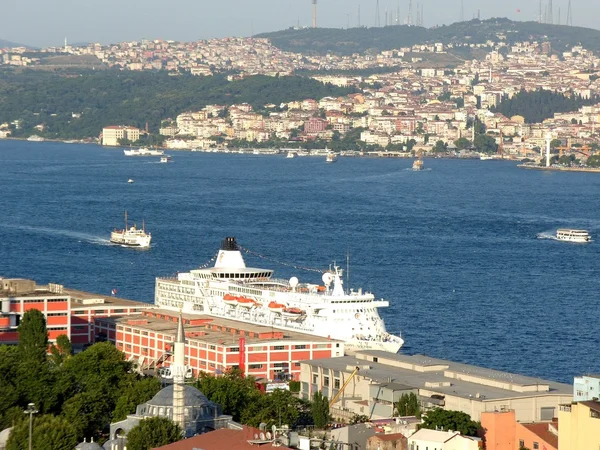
[110,212,151,248]
[155,237,404,353]
[160,155,173,163]
[555,229,591,243]
[124,148,164,157]
[412,159,424,171]
[325,152,338,163]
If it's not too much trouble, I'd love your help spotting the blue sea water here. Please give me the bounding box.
[1,140,599,383]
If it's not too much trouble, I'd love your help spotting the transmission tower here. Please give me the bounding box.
[566,0,573,26]
[375,0,381,26]
[548,0,553,24]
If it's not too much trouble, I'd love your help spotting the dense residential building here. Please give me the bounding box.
[558,400,600,449]
[481,409,558,450]
[300,350,573,423]
[407,429,480,450]
[573,374,600,401]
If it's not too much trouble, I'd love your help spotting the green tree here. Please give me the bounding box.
[473,134,498,154]
[240,389,304,429]
[125,417,182,450]
[349,414,369,424]
[50,334,72,367]
[0,346,19,428]
[420,408,480,437]
[395,392,421,417]
[194,369,261,422]
[434,140,447,152]
[587,154,600,167]
[454,137,472,150]
[6,414,78,450]
[113,376,163,421]
[16,310,55,413]
[311,391,330,429]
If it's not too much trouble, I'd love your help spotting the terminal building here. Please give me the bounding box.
[0,278,153,346]
[301,350,573,423]
[96,309,344,381]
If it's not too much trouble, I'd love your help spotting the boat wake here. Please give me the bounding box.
[404,168,432,172]
[536,231,558,241]
[0,224,112,245]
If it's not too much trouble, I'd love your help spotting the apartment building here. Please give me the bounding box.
[102,125,141,146]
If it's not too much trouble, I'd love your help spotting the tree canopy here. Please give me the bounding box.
[491,89,599,124]
[125,417,182,450]
[420,408,481,437]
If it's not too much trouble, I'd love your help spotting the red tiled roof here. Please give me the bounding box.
[521,423,558,449]
[370,432,407,442]
[151,426,292,450]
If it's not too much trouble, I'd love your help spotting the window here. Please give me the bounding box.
[295,344,306,349]
[312,374,318,384]
[249,364,263,369]
[272,345,285,350]
[324,376,329,387]
[334,379,340,389]
[373,357,378,362]
[540,406,555,421]
[519,440,524,447]
[533,443,539,450]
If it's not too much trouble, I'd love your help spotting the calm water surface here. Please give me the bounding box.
[1,140,599,383]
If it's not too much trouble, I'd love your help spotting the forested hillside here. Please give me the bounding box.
[0,70,354,139]
[491,89,599,123]
[257,18,600,55]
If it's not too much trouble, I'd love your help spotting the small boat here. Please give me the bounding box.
[555,229,591,243]
[237,297,256,308]
[124,148,164,157]
[127,179,134,184]
[268,301,286,313]
[412,159,424,171]
[325,152,338,163]
[286,151,297,159]
[110,211,151,248]
[281,307,305,320]
[160,155,173,163]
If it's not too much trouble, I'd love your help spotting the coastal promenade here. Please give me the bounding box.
[517,164,600,173]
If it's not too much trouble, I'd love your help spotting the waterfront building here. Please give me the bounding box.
[573,374,600,401]
[96,309,343,381]
[300,351,573,423]
[101,125,141,146]
[481,409,558,450]
[0,277,153,346]
[558,400,600,449]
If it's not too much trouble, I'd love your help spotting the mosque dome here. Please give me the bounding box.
[148,384,211,408]
[75,438,102,450]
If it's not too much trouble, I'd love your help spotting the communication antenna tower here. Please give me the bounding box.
[539,0,543,23]
[376,0,381,27]
[566,0,573,26]
[558,7,561,25]
[460,0,464,22]
[312,0,317,28]
[358,4,361,27]
[477,9,480,20]
[548,0,553,24]
[407,0,413,25]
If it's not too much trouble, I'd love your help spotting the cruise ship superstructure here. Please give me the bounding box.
[155,237,403,353]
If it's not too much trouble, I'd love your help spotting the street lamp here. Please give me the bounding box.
[24,403,38,450]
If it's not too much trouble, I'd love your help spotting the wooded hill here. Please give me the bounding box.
[256,18,600,56]
[0,70,354,139]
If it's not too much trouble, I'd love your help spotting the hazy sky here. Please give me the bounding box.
[2,0,596,48]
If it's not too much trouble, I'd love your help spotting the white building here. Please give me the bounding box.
[408,429,480,450]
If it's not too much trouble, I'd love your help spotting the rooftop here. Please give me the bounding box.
[303,350,572,402]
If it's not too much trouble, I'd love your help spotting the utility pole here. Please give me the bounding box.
[24,403,38,450]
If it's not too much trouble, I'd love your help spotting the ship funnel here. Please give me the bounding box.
[214,237,246,269]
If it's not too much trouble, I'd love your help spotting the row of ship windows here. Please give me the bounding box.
[229,286,262,296]
[330,299,373,304]
[161,292,195,302]
[158,283,195,295]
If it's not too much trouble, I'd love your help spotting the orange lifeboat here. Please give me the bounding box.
[223,294,238,305]
[281,307,305,320]
[268,301,286,313]
[237,297,256,308]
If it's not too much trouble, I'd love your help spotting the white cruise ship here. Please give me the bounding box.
[124,148,164,156]
[155,237,404,353]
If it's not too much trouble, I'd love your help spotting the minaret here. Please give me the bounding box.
[172,313,186,436]
[545,133,552,167]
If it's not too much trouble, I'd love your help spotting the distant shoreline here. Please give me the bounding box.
[517,164,600,173]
